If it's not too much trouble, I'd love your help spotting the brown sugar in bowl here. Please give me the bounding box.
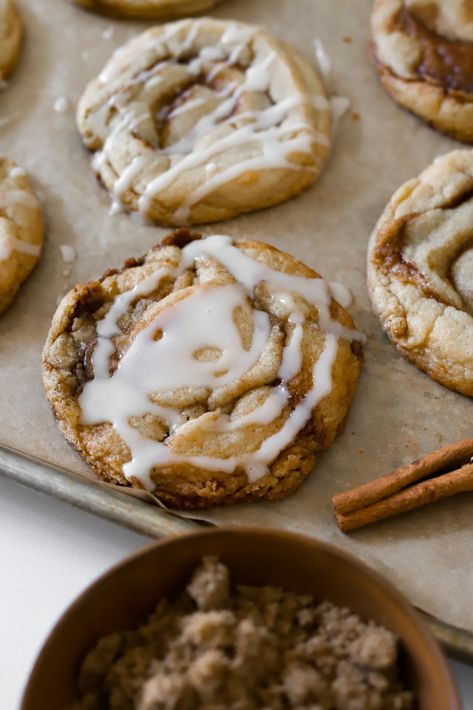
[21,527,459,709]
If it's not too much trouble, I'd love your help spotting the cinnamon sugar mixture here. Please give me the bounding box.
[69,558,413,709]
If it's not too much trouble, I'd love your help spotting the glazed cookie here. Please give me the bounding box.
[0,158,44,314]
[0,0,22,80]
[72,0,223,20]
[77,19,331,226]
[371,0,473,142]
[43,232,363,509]
[368,149,473,396]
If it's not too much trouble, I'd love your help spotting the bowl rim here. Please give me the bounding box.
[21,525,460,709]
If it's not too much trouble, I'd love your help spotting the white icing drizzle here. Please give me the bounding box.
[79,236,364,489]
[331,96,350,129]
[168,96,206,118]
[313,38,332,84]
[179,19,202,52]
[140,96,320,222]
[59,244,77,263]
[0,235,40,261]
[92,21,330,222]
[312,38,351,131]
[0,178,41,260]
[221,23,256,47]
[329,281,352,308]
[434,153,448,165]
[53,96,69,114]
[113,154,149,209]
[171,122,316,224]
[8,166,26,178]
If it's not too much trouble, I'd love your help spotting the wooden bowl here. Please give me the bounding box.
[22,527,459,709]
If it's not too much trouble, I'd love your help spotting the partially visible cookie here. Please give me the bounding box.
[72,0,223,20]
[371,0,473,143]
[43,231,363,509]
[368,149,473,396]
[0,0,22,81]
[77,19,331,227]
[0,158,44,314]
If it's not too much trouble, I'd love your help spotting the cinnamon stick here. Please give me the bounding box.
[332,440,473,533]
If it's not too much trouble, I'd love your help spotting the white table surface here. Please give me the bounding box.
[1,475,472,709]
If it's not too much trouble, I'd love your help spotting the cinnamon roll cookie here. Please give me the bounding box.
[0,159,44,314]
[77,19,331,226]
[43,232,363,509]
[368,150,473,396]
[371,0,473,142]
[72,0,223,20]
[0,0,22,81]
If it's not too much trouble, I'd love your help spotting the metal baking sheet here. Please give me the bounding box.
[1,0,473,660]
[3,443,473,661]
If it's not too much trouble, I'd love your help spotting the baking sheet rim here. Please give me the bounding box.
[2,442,472,663]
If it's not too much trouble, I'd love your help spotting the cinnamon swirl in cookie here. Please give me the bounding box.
[72,0,223,20]
[368,150,473,396]
[0,159,44,314]
[371,0,473,142]
[0,0,21,81]
[77,19,331,226]
[43,232,363,509]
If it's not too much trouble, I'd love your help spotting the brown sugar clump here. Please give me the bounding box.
[68,557,414,710]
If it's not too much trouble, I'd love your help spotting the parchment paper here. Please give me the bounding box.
[2,0,473,633]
